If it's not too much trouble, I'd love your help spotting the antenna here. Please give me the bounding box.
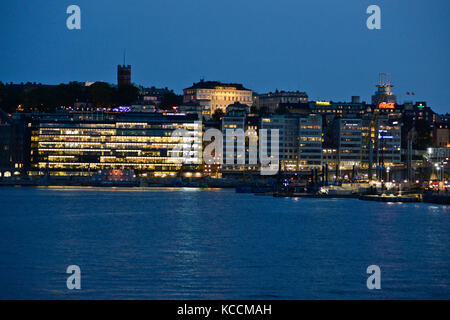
[378,73,391,87]
[123,49,126,66]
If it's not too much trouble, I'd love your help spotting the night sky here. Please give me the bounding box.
[1,0,449,113]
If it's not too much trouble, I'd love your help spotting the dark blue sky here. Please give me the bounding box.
[1,0,449,113]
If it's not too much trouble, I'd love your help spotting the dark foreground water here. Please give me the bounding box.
[0,186,448,299]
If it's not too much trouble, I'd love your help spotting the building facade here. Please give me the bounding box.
[257,91,308,113]
[183,80,253,118]
[221,104,258,172]
[260,114,323,171]
[376,115,402,166]
[336,118,363,170]
[29,112,202,177]
[298,114,322,169]
[433,123,449,147]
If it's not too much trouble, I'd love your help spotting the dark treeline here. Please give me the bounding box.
[159,91,182,109]
[0,81,139,113]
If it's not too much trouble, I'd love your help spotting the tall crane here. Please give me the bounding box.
[361,74,392,180]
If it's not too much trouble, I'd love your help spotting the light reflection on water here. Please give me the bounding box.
[0,186,448,299]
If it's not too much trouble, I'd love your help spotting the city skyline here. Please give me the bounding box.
[0,0,449,113]
[0,1,449,304]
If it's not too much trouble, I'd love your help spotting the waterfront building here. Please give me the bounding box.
[257,91,308,113]
[0,110,30,176]
[183,80,253,118]
[359,107,402,167]
[322,148,338,168]
[260,114,322,171]
[335,118,363,170]
[298,114,322,169]
[0,112,12,173]
[221,103,258,173]
[375,115,402,166]
[29,112,202,177]
[329,111,402,178]
[260,115,299,171]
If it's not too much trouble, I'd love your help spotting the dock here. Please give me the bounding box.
[359,194,420,203]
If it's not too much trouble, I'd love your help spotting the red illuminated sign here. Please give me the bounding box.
[378,102,395,109]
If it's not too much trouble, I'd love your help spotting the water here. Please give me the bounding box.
[0,186,448,299]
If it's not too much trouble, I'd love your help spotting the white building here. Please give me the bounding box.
[183,80,253,118]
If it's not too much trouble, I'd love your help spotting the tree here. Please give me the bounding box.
[0,82,6,109]
[89,82,114,107]
[63,82,85,105]
[212,108,224,122]
[116,84,139,106]
[0,82,23,113]
[22,85,61,112]
[160,92,181,109]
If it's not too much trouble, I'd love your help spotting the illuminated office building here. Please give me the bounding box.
[29,113,202,177]
[260,114,322,171]
[336,118,363,169]
[221,103,258,173]
[375,115,402,166]
[298,114,322,169]
[260,115,298,171]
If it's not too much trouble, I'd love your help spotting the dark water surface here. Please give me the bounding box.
[0,186,448,299]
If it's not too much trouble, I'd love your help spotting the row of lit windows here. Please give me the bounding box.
[300,125,321,130]
[300,137,321,142]
[38,135,184,143]
[38,162,189,169]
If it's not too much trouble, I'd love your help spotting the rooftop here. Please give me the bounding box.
[184,79,250,91]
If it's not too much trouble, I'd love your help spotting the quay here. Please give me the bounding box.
[359,194,420,203]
